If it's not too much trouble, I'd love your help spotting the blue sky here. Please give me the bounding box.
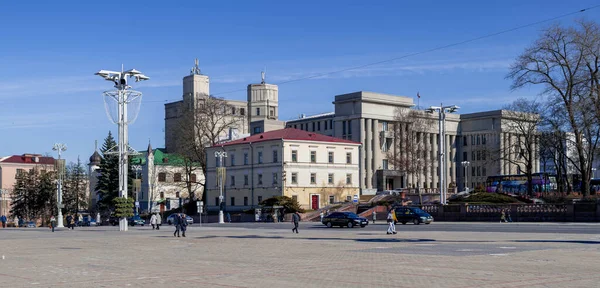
[1,1,599,164]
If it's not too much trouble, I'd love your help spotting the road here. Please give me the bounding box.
[196,221,600,234]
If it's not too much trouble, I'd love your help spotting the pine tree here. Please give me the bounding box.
[37,171,57,224]
[95,131,135,213]
[63,157,87,216]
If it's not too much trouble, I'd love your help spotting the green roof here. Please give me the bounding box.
[130,148,195,166]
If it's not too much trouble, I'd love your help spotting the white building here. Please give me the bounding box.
[205,128,361,211]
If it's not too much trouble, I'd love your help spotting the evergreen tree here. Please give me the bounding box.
[63,157,87,216]
[10,168,54,221]
[37,171,57,224]
[95,131,135,213]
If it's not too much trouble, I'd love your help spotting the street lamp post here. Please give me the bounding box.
[0,189,6,218]
[132,165,142,215]
[426,103,459,205]
[95,67,149,231]
[461,161,471,193]
[592,168,597,180]
[215,151,228,224]
[52,143,67,228]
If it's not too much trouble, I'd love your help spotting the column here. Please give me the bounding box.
[365,119,372,189]
[450,135,456,187]
[501,133,506,175]
[424,132,429,189]
[373,119,381,171]
[432,133,438,190]
[360,118,366,190]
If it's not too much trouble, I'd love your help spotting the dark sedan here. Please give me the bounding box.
[322,212,369,228]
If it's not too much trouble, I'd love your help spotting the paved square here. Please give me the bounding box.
[1,223,600,287]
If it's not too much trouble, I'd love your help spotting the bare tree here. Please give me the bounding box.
[507,20,600,196]
[387,108,436,199]
[173,95,244,202]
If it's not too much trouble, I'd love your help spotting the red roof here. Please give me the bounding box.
[215,128,361,147]
[0,154,55,165]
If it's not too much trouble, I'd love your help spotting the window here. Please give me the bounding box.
[342,121,347,135]
[329,195,335,204]
[231,197,235,206]
[346,152,352,164]
[291,173,298,184]
[294,124,297,129]
[174,173,182,182]
[382,121,388,131]
[463,136,467,146]
[477,151,481,161]
[346,196,352,202]
[482,167,487,176]
[482,135,486,145]
[477,135,480,145]
[312,122,315,131]
[243,197,248,206]
[244,153,249,165]
[176,192,180,198]
[158,172,166,182]
[317,121,321,131]
[231,154,235,166]
[160,192,165,199]
[258,151,263,164]
[273,173,278,185]
[301,123,304,130]
[231,107,236,115]
[471,135,475,145]
[463,152,467,162]
[272,150,278,163]
[240,108,245,116]
[346,174,352,185]
[215,197,219,206]
[256,107,260,116]
[310,151,316,163]
[230,175,235,186]
[310,173,316,184]
[471,167,476,177]
[270,109,274,117]
[258,174,263,185]
[471,151,475,161]
[244,175,249,185]
[328,173,334,184]
[329,120,333,129]
[253,127,262,134]
[258,196,263,203]
[477,167,481,177]
[482,151,486,161]
[382,159,389,170]
[291,150,298,162]
[328,151,334,163]
[16,168,24,176]
[324,120,328,130]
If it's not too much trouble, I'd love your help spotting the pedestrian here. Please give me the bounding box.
[372,210,377,224]
[386,209,396,235]
[173,213,181,237]
[156,213,162,230]
[78,214,83,227]
[13,216,18,227]
[180,213,188,237]
[150,213,157,230]
[66,214,72,229]
[226,212,231,223]
[18,217,24,228]
[506,210,513,223]
[50,216,56,232]
[291,211,300,233]
[500,210,506,223]
[320,210,324,222]
[1,215,6,228]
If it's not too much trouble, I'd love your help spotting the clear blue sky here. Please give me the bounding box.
[1,1,599,164]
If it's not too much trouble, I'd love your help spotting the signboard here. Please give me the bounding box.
[135,201,140,208]
[353,195,359,203]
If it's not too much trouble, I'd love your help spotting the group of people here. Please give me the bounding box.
[171,213,188,237]
[149,213,162,230]
[500,209,513,223]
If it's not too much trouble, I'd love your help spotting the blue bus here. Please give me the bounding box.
[485,173,557,194]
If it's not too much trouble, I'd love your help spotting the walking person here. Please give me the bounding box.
[50,216,56,232]
[291,211,300,233]
[500,209,506,223]
[372,210,377,224]
[506,209,513,223]
[150,213,157,230]
[66,214,72,229]
[180,213,188,237]
[386,209,397,235]
[226,212,231,223]
[173,213,181,237]
[156,213,162,230]
[320,210,325,222]
[1,215,6,228]
[13,216,18,227]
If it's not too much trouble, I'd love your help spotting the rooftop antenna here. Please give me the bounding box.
[191,58,201,75]
[94,140,98,151]
[261,67,266,84]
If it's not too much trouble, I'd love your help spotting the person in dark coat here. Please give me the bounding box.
[180,213,188,237]
[173,213,181,237]
[66,215,72,229]
[291,211,300,233]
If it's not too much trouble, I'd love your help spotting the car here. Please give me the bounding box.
[166,214,193,225]
[26,221,36,228]
[394,206,434,225]
[129,215,145,226]
[108,216,119,226]
[322,212,369,228]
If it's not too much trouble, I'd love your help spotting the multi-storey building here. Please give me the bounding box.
[286,91,541,194]
[205,128,360,211]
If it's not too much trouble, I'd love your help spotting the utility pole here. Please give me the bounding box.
[426,104,459,205]
[215,151,227,224]
[52,143,67,228]
[95,67,149,231]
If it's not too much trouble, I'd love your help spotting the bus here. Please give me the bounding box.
[485,173,557,194]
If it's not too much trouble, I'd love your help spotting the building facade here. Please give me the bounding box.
[205,128,360,212]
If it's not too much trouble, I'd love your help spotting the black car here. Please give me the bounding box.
[394,206,434,225]
[322,212,369,228]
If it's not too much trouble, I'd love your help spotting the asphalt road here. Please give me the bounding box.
[196,221,600,234]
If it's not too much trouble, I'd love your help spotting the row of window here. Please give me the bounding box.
[227,173,277,187]
[223,172,353,187]
[157,173,197,183]
[292,172,353,185]
[292,151,353,164]
[287,119,334,132]
[215,195,353,207]
[462,150,488,162]
[463,134,487,146]
[218,150,353,166]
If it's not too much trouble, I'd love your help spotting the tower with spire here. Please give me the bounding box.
[88,140,102,210]
[248,69,284,134]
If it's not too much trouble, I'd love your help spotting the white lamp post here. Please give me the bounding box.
[215,151,227,224]
[132,165,142,214]
[52,143,67,228]
[95,67,149,231]
[461,161,471,193]
[592,168,597,179]
[426,104,459,205]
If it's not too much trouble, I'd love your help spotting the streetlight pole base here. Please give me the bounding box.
[119,218,128,231]
[56,211,64,228]
[218,211,224,224]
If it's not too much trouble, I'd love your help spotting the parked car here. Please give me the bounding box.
[26,221,36,228]
[322,212,369,228]
[129,215,145,226]
[166,214,193,225]
[394,206,434,225]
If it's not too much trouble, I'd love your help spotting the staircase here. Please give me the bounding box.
[302,202,357,222]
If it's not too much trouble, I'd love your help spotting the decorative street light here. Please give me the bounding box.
[426,103,459,205]
[461,161,471,193]
[52,143,67,228]
[132,165,142,214]
[95,66,149,231]
[215,151,228,224]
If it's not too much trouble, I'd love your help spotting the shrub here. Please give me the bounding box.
[449,192,522,204]
[113,198,134,218]
[259,196,305,213]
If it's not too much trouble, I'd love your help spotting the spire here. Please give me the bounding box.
[89,140,102,165]
[261,67,266,84]
[147,139,153,154]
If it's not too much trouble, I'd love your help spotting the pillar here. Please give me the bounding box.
[432,133,439,190]
[450,135,456,187]
[365,118,372,189]
[373,119,381,171]
[360,118,366,190]
[424,132,429,189]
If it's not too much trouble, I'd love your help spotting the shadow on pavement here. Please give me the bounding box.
[188,234,436,243]
[513,240,600,245]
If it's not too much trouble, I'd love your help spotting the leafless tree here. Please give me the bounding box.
[507,20,600,196]
[173,95,244,202]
